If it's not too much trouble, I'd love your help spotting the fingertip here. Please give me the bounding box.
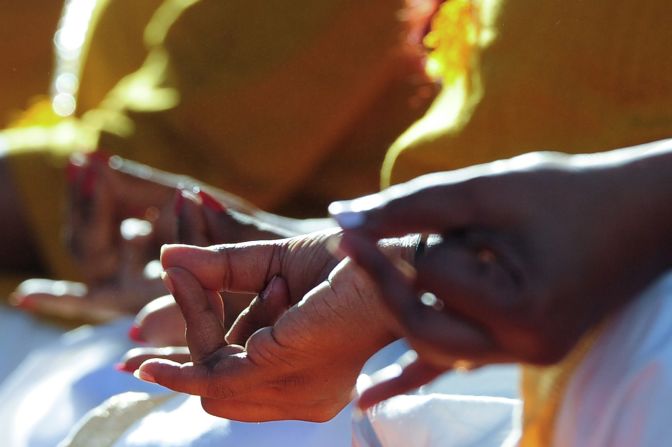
[133,368,156,384]
[160,244,180,266]
[128,324,146,343]
[160,244,212,268]
[11,295,37,312]
[356,388,383,412]
[137,357,180,376]
[161,270,176,296]
[115,362,134,373]
[331,209,366,230]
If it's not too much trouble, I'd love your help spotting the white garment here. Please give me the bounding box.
[554,270,672,447]
[363,394,521,447]
[358,357,521,447]
[65,340,520,447]
[0,305,65,386]
[0,313,522,447]
[0,319,162,447]
[113,394,354,447]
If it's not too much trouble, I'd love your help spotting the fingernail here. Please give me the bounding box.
[328,202,365,229]
[133,368,156,384]
[161,271,176,295]
[128,324,145,343]
[114,362,134,373]
[334,211,366,230]
[173,189,185,216]
[198,190,226,213]
[16,299,36,311]
[260,275,278,301]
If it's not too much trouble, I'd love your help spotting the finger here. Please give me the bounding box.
[415,239,520,323]
[341,232,498,363]
[160,241,282,294]
[175,189,210,246]
[226,275,290,345]
[329,176,474,239]
[105,156,177,216]
[10,279,123,323]
[118,346,191,373]
[134,295,187,347]
[137,344,255,398]
[357,359,446,410]
[162,267,227,362]
[68,154,119,281]
[198,189,286,243]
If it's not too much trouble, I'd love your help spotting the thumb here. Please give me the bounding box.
[328,175,474,239]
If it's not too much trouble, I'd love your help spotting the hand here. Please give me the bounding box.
[136,231,406,422]
[330,145,672,407]
[11,219,167,322]
[175,187,293,246]
[66,152,175,283]
[118,274,291,372]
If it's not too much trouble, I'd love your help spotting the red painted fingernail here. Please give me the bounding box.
[128,325,145,343]
[173,189,185,216]
[15,297,36,311]
[114,362,134,373]
[198,190,226,213]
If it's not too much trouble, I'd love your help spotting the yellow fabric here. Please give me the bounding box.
[386,0,672,186]
[385,0,672,445]
[94,0,430,212]
[3,0,432,282]
[0,1,64,126]
[519,330,602,447]
[2,0,165,282]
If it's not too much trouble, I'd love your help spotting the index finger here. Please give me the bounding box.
[161,241,283,294]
